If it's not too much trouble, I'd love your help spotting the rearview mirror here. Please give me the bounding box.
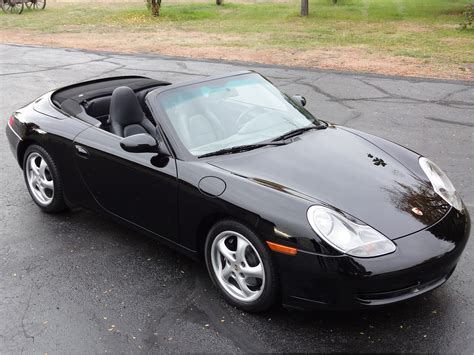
[120,133,158,153]
[292,95,306,107]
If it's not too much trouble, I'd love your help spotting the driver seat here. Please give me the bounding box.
[109,86,156,138]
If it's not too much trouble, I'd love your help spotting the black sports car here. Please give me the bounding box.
[6,71,470,312]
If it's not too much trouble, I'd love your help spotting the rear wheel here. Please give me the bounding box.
[23,145,67,213]
[1,0,24,14]
[205,220,279,312]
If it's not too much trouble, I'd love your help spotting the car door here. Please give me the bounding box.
[72,126,178,243]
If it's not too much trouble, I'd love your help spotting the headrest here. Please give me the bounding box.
[110,86,145,125]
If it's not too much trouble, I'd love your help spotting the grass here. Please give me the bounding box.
[1,0,473,75]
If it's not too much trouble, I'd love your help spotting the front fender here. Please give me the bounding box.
[176,160,340,256]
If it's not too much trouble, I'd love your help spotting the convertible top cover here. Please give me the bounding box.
[52,76,170,106]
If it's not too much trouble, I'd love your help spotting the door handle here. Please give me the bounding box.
[75,144,89,159]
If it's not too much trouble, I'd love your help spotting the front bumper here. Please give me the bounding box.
[277,206,470,310]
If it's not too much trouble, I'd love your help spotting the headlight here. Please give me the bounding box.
[307,206,396,258]
[419,157,463,211]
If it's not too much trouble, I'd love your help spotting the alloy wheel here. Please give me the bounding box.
[26,152,54,206]
[211,231,265,302]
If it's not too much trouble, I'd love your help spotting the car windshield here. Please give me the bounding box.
[156,73,322,157]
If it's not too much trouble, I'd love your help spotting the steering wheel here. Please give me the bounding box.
[236,106,263,129]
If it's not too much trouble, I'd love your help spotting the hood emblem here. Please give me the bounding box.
[367,153,387,167]
[411,207,423,216]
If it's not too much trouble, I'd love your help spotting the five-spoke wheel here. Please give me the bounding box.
[205,220,278,312]
[23,145,67,213]
[26,152,54,206]
[211,231,265,302]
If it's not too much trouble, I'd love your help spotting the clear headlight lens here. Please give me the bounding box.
[307,206,396,258]
[419,157,463,211]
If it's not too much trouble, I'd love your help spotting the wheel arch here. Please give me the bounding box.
[195,212,263,260]
[17,138,39,169]
[196,212,230,260]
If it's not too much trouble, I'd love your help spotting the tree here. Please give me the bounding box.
[149,0,161,16]
[301,0,337,17]
[216,0,222,5]
[460,3,473,29]
[301,0,308,16]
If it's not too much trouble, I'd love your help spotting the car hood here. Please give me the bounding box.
[209,126,449,239]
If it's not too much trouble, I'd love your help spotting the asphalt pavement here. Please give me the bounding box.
[0,43,473,353]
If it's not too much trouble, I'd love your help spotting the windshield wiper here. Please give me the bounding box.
[198,141,288,158]
[271,123,327,142]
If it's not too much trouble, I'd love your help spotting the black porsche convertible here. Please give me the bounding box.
[6,71,470,312]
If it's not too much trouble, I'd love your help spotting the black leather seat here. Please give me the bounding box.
[110,86,156,138]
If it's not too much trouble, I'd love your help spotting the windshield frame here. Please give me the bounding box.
[146,71,322,161]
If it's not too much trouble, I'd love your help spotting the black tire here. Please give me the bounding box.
[204,219,279,313]
[23,145,68,213]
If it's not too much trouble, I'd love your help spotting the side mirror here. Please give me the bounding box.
[120,133,158,153]
[292,95,306,107]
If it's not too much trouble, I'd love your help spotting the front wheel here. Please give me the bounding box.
[23,145,67,213]
[205,220,279,312]
[27,0,45,10]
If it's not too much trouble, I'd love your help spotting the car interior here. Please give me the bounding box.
[51,75,312,156]
[51,75,264,151]
[154,77,312,156]
[162,92,240,150]
[51,76,170,138]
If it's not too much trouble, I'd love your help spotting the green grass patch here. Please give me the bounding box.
[1,0,473,68]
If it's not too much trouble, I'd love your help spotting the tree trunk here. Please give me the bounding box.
[151,0,160,16]
[301,0,308,16]
[216,0,222,5]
